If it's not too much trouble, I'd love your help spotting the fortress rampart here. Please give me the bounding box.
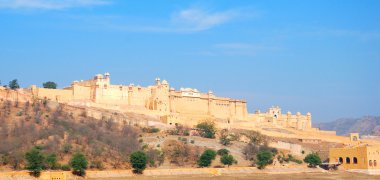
[29,73,312,130]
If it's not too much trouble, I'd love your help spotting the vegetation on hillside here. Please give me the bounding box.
[304,153,322,168]
[0,99,141,170]
[198,149,217,167]
[196,121,216,139]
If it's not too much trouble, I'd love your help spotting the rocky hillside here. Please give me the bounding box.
[316,116,380,136]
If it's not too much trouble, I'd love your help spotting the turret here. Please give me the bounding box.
[155,77,161,86]
[161,79,169,89]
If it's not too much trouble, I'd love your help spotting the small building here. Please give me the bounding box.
[329,133,380,169]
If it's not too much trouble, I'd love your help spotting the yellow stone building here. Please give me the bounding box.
[30,73,313,129]
[329,133,380,169]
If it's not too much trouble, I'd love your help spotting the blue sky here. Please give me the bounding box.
[0,0,379,123]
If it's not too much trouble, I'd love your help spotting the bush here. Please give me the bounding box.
[256,150,273,169]
[217,149,230,156]
[198,149,217,167]
[220,154,235,167]
[90,161,104,170]
[46,153,58,170]
[16,111,23,116]
[62,144,72,154]
[25,146,45,177]
[43,81,57,89]
[142,127,160,133]
[61,164,71,171]
[130,151,148,174]
[304,153,321,168]
[190,140,195,144]
[219,129,232,146]
[69,153,88,176]
[196,121,216,139]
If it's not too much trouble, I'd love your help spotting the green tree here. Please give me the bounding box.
[220,154,235,167]
[196,121,216,139]
[256,150,273,169]
[304,153,322,168]
[217,149,230,156]
[197,149,217,167]
[9,79,20,90]
[43,81,57,89]
[46,153,58,169]
[69,153,88,176]
[130,151,148,174]
[25,147,45,177]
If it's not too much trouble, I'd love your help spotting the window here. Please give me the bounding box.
[369,160,373,166]
[339,157,343,164]
[353,157,358,164]
[346,157,351,164]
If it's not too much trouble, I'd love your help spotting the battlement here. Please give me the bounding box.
[29,73,313,130]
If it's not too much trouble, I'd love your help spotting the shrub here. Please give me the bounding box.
[217,149,230,156]
[304,153,321,168]
[256,150,273,169]
[130,151,148,174]
[90,161,104,170]
[219,129,232,146]
[142,127,160,133]
[61,164,71,171]
[190,140,195,144]
[43,81,57,89]
[16,111,23,116]
[25,146,45,177]
[196,121,216,139]
[69,153,88,176]
[62,144,72,154]
[242,143,259,161]
[198,149,217,167]
[220,154,235,167]
[46,153,58,170]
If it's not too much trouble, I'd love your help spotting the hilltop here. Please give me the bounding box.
[316,116,380,136]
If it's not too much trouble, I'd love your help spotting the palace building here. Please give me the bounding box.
[30,73,313,130]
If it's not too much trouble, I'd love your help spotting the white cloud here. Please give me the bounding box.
[0,0,111,10]
[72,7,244,33]
[170,8,239,32]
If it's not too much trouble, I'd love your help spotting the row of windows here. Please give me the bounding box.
[338,157,378,167]
[216,103,230,107]
[339,157,358,164]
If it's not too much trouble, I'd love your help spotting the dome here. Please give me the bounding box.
[162,80,168,85]
[95,74,103,79]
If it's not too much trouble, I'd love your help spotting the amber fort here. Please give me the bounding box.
[28,73,313,131]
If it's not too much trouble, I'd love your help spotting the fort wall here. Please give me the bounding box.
[29,73,312,130]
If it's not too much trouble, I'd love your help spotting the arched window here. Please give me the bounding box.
[369,160,373,166]
[346,157,351,164]
[375,160,377,167]
[352,136,358,141]
[353,157,358,164]
[339,157,343,164]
